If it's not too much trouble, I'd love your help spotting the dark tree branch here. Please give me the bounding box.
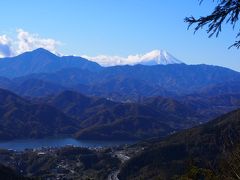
[185,0,240,48]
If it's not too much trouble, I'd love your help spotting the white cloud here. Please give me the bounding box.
[0,29,182,67]
[82,51,160,67]
[16,29,60,55]
[0,35,13,58]
[82,50,181,66]
[0,29,61,58]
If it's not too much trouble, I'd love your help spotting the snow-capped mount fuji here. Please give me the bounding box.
[83,49,184,67]
[139,50,184,65]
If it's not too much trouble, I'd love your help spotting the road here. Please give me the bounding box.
[107,151,130,180]
[107,170,120,180]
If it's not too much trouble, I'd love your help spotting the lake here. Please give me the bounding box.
[0,138,136,151]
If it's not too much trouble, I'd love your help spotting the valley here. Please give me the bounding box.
[1,0,239,179]
[0,49,238,179]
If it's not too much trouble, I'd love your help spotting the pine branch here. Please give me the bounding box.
[185,0,240,48]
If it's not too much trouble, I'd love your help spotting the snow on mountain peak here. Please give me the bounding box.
[82,49,184,67]
[140,50,183,65]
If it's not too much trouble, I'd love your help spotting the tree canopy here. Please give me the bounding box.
[185,0,240,48]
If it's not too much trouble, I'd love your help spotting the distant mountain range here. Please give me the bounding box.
[0,48,239,141]
[11,89,201,140]
[0,48,239,102]
[0,88,239,140]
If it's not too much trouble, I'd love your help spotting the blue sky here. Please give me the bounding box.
[0,0,239,71]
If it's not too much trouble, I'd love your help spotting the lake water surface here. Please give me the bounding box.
[0,138,136,151]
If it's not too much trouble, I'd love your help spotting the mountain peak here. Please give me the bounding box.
[139,50,183,65]
[32,48,52,53]
[14,48,59,61]
[83,49,185,67]
[27,48,58,56]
